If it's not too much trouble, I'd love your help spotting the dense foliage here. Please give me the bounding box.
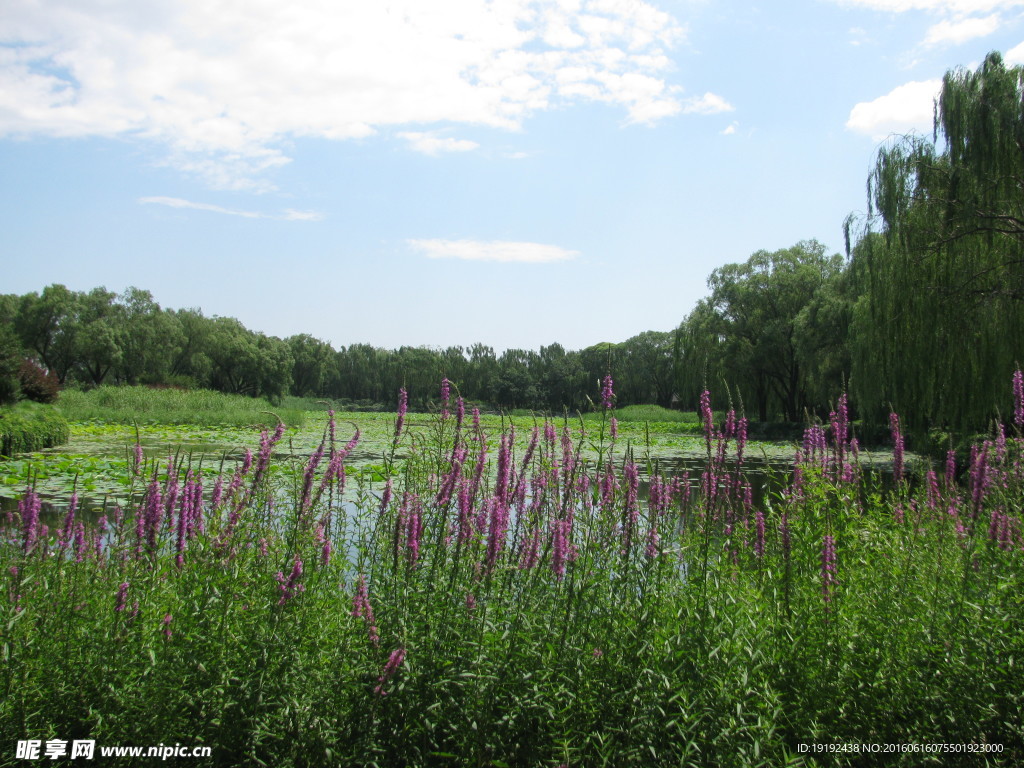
[675,240,852,422]
[0,286,673,414]
[844,52,1024,435]
[2,380,1022,766]
[0,402,70,456]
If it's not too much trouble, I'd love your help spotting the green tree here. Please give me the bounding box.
[75,287,121,386]
[15,285,80,383]
[617,331,675,407]
[332,344,385,402]
[492,349,540,410]
[677,241,846,421]
[846,52,1024,433]
[288,334,335,398]
[535,342,584,411]
[464,344,498,403]
[204,319,291,401]
[0,324,22,405]
[168,308,213,387]
[115,288,181,385]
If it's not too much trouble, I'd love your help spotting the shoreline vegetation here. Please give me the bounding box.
[56,385,308,428]
[2,376,1023,766]
[0,402,70,457]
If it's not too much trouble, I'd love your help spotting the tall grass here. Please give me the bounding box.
[2,383,1022,766]
[58,385,306,427]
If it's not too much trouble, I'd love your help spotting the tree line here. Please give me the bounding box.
[0,285,674,413]
[2,53,1022,438]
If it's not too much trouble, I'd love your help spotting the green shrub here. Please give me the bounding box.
[0,402,70,456]
[17,358,61,403]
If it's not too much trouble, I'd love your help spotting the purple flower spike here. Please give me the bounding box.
[19,488,41,553]
[115,582,129,612]
[601,374,615,409]
[1014,369,1024,429]
[352,574,380,646]
[486,496,510,572]
[407,503,423,566]
[276,557,306,605]
[375,647,406,696]
[440,378,451,419]
[645,524,660,558]
[552,519,569,581]
[699,390,713,453]
[945,449,957,488]
[394,388,408,442]
[520,526,541,569]
[60,493,78,550]
[753,509,766,558]
[321,539,332,566]
[889,413,905,483]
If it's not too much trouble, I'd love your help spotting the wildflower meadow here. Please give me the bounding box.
[2,375,1023,767]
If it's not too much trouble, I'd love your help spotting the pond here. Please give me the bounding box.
[0,411,907,523]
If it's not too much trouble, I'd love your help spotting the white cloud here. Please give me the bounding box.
[846,79,941,139]
[835,0,1023,12]
[139,196,322,221]
[721,121,739,135]
[832,0,1021,51]
[408,238,579,263]
[398,131,480,156]
[849,26,871,46]
[1005,40,1024,64]
[282,209,325,222]
[924,13,1000,44]
[681,91,734,115]
[1,0,693,188]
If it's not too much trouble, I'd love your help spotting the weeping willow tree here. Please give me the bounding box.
[846,52,1024,436]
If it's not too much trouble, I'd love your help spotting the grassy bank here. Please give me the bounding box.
[57,385,306,428]
[0,401,70,456]
[2,385,1022,766]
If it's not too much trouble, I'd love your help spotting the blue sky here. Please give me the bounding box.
[3,0,1023,353]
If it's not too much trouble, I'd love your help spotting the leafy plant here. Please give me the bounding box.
[17,358,61,404]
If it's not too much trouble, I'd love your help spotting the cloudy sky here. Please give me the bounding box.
[3,0,1023,352]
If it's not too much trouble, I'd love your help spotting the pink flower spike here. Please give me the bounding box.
[1014,369,1024,429]
[394,388,408,442]
[601,374,615,409]
[375,647,406,696]
[276,557,306,605]
[114,582,129,612]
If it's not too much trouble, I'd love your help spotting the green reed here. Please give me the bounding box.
[57,386,306,428]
